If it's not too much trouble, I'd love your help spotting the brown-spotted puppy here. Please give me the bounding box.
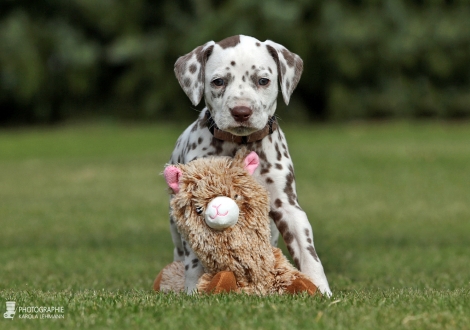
[168,35,331,296]
[155,149,318,296]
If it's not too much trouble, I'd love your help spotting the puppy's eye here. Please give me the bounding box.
[212,78,225,87]
[196,206,204,215]
[258,78,270,86]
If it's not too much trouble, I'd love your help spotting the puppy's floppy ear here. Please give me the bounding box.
[265,40,303,105]
[174,41,215,106]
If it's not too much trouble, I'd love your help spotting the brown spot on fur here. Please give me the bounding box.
[294,258,300,268]
[258,151,268,162]
[278,220,288,236]
[294,60,303,88]
[256,42,261,47]
[198,137,203,144]
[225,72,234,83]
[189,64,197,73]
[287,244,295,257]
[189,45,203,64]
[268,67,272,74]
[210,137,223,155]
[307,246,319,262]
[284,165,299,207]
[217,35,241,49]
[184,78,191,88]
[197,45,213,64]
[177,248,184,256]
[249,73,258,88]
[275,163,283,170]
[252,65,256,69]
[274,199,282,208]
[266,177,274,184]
[260,163,272,175]
[231,61,236,66]
[281,49,295,67]
[269,210,282,224]
[275,143,282,161]
[284,231,294,244]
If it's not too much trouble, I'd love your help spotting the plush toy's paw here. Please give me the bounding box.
[286,278,318,296]
[153,270,164,291]
[204,271,238,294]
[153,261,185,293]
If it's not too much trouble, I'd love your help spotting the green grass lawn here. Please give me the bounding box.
[1,121,469,329]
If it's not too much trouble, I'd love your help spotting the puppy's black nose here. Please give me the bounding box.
[230,106,252,122]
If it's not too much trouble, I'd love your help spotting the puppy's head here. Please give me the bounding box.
[174,35,303,136]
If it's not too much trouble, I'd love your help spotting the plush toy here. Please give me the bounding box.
[153,148,318,296]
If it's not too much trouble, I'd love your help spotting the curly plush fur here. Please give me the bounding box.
[154,148,318,295]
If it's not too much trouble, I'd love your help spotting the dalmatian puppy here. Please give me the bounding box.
[168,35,332,296]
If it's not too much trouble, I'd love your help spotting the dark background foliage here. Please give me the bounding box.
[1,0,469,125]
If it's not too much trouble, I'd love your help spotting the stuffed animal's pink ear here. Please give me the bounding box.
[244,152,259,175]
[164,166,182,194]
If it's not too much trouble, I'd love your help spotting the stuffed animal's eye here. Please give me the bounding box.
[212,78,225,87]
[258,78,270,86]
[234,194,241,200]
[196,206,204,215]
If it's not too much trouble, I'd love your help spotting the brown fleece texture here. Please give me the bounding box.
[154,148,318,296]
[154,261,185,293]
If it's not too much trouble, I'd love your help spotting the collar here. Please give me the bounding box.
[205,110,278,144]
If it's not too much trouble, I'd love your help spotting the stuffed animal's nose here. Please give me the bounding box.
[230,106,252,122]
[205,196,239,230]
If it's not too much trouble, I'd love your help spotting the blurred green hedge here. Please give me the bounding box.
[1,0,469,124]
